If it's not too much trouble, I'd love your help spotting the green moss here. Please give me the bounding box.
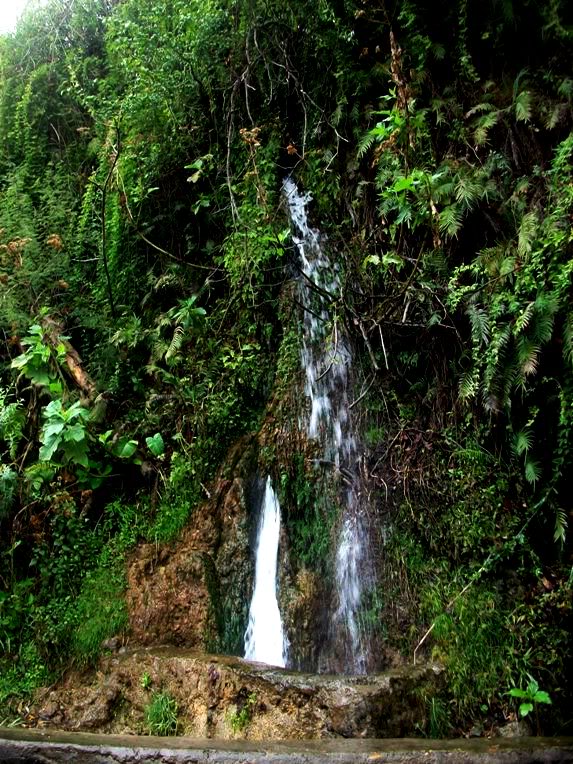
[71,560,128,666]
[218,600,249,656]
[280,454,338,572]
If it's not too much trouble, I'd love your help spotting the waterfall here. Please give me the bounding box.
[284,178,371,674]
[244,477,288,667]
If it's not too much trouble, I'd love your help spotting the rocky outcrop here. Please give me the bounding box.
[34,649,443,739]
[127,541,217,648]
[126,437,257,654]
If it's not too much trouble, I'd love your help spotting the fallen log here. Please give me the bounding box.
[41,317,97,402]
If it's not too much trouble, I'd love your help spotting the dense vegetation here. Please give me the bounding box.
[0,0,571,736]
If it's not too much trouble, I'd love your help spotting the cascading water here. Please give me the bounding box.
[284,178,372,674]
[244,477,288,667]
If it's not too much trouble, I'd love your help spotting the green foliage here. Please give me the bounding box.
[0,0,572,735]
[31,495,98,600]
[0,465,17,519]
[426,696,451,739]
[145,691,179,736]
[100,498,150,553]
[146,432,165,457]
[0,386,25,519]
[379,420,572,728]
[229,692,257,734]
[11,324,65,393]
[0,641,48,707]
[147,451,197,542]
[280,455,336,571]
[0,577,34,655]
[356,0,573,562]
[39,399,90,467]
[166,296,206,331]
[71,559,127,666]
[509,678,552,718]
[0,388,25,461]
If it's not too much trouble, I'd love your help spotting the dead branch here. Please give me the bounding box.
[41,317,97,402]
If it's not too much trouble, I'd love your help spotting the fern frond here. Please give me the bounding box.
[545,103,566,130]
[455,174,484,211]
[431,98,446,124]
[513,428,533,456]
[483,325,514,409]
[473,111,499,145]
[513,302,535,335]
[466,302,490,346]
[480,176,499,202]
[531,294,558,344]
[517,211,537,257]
[516,336,540,377]
[532,317,556,346]
[432,178,455,201]
[465,102,496,118]
[165,325,185,360]
[563,312,573,367]
[524,457,541,485]
[357,130,378,159]
[515,90,532,123]
[439,204,464,237]
[499,256,516,278]
[150,338,169,363]
[396,203,413,226]
[512,69,529,100]
[459,368,479,401]
[478,245,505,276]
[160,311,175,329]
[557,78,573,98]
[534,292,560,314]
[554,507,568,546]
[423,249,448,275]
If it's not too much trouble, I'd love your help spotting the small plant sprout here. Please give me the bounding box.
[140,672,152,690]
[229,691,257,733]
[509,677,551,726]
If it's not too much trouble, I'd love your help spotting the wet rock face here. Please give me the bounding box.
[282,569,329,672]
[34,649,444,739]
[125,439,255,653]
[127,541,217,647]
[213,478,253,654]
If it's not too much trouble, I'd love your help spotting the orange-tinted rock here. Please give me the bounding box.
[34,648,444,739]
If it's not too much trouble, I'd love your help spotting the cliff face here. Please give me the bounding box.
[0,0,572,738]
[123,438,256,655]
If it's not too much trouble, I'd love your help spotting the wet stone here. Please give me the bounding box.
[31,649,444,739]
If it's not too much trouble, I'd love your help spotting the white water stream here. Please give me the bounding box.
[244,477,287,667]
[284,178,370,674]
